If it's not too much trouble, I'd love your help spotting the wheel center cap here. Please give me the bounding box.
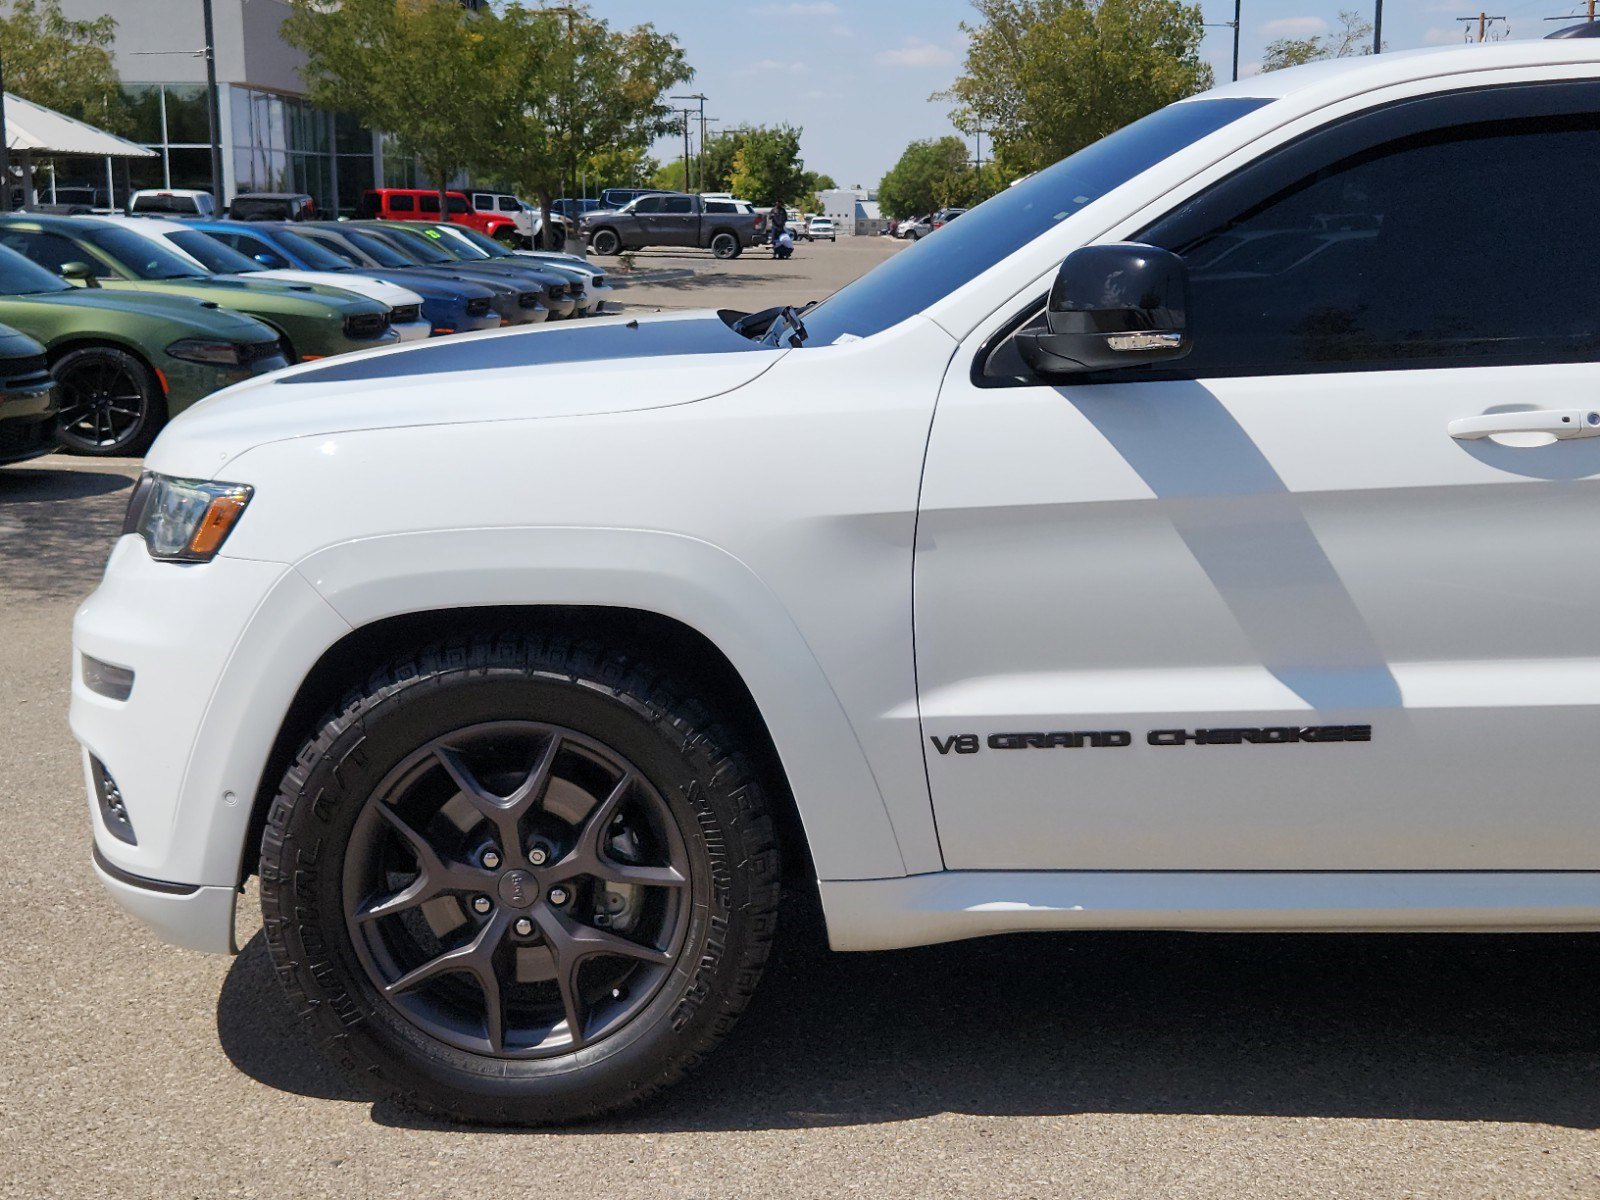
[497,869,536,908]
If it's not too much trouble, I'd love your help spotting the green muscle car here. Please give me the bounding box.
[0,215,397,363]
[0,241,285,456]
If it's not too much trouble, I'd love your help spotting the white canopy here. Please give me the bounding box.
[3,92,155,158]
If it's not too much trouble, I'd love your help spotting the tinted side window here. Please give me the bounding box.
[447,195,469,214]
[706,201,735,213]
[389,194,415,213]
[660,196,693,215]
[632,197,663,214]
[0,230,102,276]
[1144,112,1600,374]
[418,194,440,213]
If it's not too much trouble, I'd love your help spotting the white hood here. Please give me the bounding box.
[144,310,787,477]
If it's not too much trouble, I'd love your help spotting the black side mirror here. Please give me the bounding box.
[1015,243,1191,376]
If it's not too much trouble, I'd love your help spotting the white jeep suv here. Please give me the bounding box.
[71,37,1600,1124]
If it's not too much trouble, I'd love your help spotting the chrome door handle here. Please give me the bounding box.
[1448,410,1600,441]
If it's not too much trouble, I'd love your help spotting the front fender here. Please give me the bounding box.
[291,526,911,882]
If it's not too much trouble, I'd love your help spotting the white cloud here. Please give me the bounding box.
[1262,16,1328,38]
[756,2,840,14]
[875,37,956,68]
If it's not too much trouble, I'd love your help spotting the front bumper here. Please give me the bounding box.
[394,318,431,342]
[92,845,237,953]
[71,537,350,953]
[0,379,57,463]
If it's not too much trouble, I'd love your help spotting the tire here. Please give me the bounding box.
[590,228,620,256]
[710,232,739,260]
[260,633,781,1125]
[51,344,165,457]
[493,226,518,247]
[537,225,567,253]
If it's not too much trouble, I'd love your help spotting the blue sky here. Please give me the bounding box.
[581,0,1596,189]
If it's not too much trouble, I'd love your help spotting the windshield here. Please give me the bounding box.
[432,225,504,259]
[800,97,1271,345]
[344,230,414,267]
[274,229,355,271]
[167,229,260,274]
[81,225,207,279]
[374,227,456,264]
[0,243,70,294]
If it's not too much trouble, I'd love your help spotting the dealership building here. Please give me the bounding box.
[58,0,476,213]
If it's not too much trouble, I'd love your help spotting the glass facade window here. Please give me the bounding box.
[119,82,377,216]
[230,85,377,215]
[119,83,221,198]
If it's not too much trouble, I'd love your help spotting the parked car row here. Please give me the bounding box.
[0,211,614,461]
[894,208,967,240]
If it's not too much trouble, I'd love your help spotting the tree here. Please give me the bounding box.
[1262,10,1373,72]
[877,136,972,218]
[0,0,127,133]
[485,3,690,243]
[283,0,500,215]
[938,0,1213,179]
[726,125,808,207]
[584,144,656,192]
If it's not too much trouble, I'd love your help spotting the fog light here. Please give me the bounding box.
[91,756,136,845]
[82,653,134,701]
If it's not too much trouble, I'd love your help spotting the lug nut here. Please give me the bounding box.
[471,895,492,914]
[481,849,501,870]
[514,917,534,937]
[547,886,569,906]
[527,844,550,866]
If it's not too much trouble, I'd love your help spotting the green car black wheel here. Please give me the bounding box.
[52,345,163,457]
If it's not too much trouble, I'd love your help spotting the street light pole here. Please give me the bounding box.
[1232,0,1241,82]
[1373,0,1383,53]
[201,0,224,211]
[672,93,707,192]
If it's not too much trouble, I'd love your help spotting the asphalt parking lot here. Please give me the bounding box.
[4,240,1600,1197]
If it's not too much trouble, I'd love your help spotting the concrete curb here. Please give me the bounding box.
[606,268,698,287]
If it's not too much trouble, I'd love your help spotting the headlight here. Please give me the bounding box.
[123,472,253,561]
[166,338,243,366]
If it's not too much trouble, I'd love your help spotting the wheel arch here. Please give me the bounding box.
[244,604,833,899]
[45,331,159,371]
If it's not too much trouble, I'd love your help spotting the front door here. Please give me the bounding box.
[914,81,1600,871]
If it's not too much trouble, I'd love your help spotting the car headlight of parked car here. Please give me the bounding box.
[123,472,254,561]
[165,338,247,367]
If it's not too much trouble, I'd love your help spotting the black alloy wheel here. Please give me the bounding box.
[52,345,164,457]
[589,228,620,256]
[710,232,740,260]
[342,720,693,1058]
[261,635,781,1124]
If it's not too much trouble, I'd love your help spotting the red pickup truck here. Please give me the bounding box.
[357,188,519,242]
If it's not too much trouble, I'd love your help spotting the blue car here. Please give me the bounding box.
[182,220,503,336]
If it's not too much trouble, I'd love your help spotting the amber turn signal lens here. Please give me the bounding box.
[186,491,251,557]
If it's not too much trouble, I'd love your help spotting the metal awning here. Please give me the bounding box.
[3,92,154,158]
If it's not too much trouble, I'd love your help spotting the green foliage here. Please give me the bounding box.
[483,3,691,227]
[1262,10,1373,72]
[283,0,500,207]
[584,144,657,192]
[727,125,808,207]
[877,136,972,219]
[939,0,1213,179]
[0,0,128,133]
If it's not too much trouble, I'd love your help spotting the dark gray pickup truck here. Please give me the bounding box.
[580,194,762,259]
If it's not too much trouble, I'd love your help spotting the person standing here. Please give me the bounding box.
[770,201,788,242]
